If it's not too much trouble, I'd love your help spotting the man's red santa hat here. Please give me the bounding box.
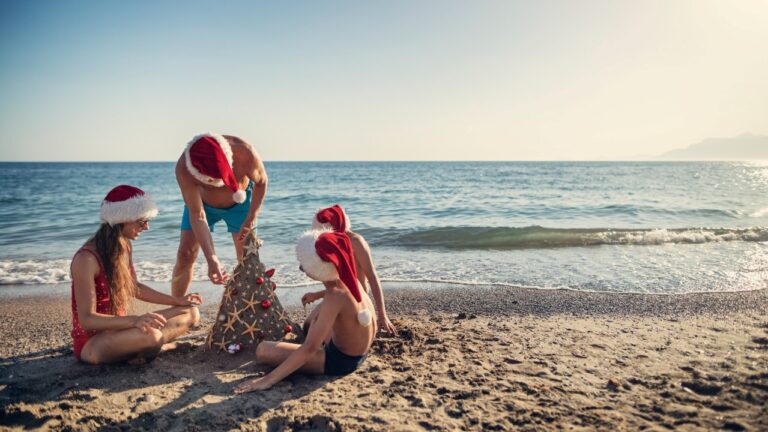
[184,133,247,204]
[100,185,158,226]
[312,204,351,232]
[296,229,372,326]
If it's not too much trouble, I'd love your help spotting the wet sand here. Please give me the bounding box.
[1,286,767,431]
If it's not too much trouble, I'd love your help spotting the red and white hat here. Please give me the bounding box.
[100,185,158,226]
[312,204,351,232]
[184,133,246,204]
[296,230,362,301]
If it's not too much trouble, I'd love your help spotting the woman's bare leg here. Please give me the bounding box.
[255,341,325,374]
[79,306,199,365]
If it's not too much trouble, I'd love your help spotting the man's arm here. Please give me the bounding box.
[176,160,228,284]
[238,149,268,241]
[351,235,397,335]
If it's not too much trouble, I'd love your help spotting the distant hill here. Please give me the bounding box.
[658,133,768,160]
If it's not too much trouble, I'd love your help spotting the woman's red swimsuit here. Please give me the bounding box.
[70,248,126,361]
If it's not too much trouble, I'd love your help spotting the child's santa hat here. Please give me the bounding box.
[312,204,351,232]
[184,133,247,204]
[100,185,158,226]
[296,230,372,326]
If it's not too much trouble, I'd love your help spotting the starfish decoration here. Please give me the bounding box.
[243,292,260,313]
[244,240,259,257]
[205,332,213,348]
[229,304,245,319]
[273,307,290,324]
[241,321,260,341]
[223,315,237,334]
[214,335,229,352]
[223,287,233,303]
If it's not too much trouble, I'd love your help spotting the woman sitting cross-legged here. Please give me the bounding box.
[235,229,376,393]
[71,185,202,365]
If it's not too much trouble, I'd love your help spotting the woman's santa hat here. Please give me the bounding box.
[312,204,351,232]
[184,133,247,204]
[100,185,158,226]
[296,229,372,326]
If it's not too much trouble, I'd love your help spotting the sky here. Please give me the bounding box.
[0,0,766,161]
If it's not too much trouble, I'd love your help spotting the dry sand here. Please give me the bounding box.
[1,286,767,431]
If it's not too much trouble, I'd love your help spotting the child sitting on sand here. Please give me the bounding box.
[302,205,396,335]
[234,229,376,393]
[70,185,201,364]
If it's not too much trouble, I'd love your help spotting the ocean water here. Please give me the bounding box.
[1,161,767,295]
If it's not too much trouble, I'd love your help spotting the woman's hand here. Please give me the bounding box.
[177,293,203,306]
[133,313,167,333]
[301,291,323,306]
[234,376,272,394]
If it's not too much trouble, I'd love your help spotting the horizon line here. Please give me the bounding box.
[0,159,763,163]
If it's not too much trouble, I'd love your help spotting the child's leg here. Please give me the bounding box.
[255,341,325,374]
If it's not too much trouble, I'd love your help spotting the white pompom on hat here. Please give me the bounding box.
[184,133,247,204]
[100,185,158,226]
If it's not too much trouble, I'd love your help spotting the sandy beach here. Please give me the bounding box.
[1,286,767,431]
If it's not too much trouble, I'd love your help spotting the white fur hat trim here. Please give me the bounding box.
[100,194,158,226]
[183,132,233,187]
[295,229,338,282]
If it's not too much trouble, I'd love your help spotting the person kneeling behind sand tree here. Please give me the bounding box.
[70,185,202,365]
[235,230,376,393]
[303,204,396,335]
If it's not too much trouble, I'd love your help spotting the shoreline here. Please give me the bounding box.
[1,286,766,430]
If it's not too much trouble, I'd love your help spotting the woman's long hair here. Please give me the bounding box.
[85,223,136,314]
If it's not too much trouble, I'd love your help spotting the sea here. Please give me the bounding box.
[1,161,767,300]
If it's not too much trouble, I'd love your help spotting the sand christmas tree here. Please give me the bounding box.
[206,230,302,354]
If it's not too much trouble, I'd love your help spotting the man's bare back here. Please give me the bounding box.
[175,136,265,209]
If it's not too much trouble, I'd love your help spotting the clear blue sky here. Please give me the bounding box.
[1,0,766,161]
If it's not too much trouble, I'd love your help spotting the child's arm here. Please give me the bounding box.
[301,290,325,307]
[351,236,397,335]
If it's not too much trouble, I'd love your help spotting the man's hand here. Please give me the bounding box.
[177,293,203,306]
[133,313,167,333]
[234,376,272,394]
[378,313,397,336]
[207,256,229,284]
[238,218,256,242]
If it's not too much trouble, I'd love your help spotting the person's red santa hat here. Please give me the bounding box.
[296,229,372,326]
[312,204,351,232]
[100,185,158,226]
[184,133,247,204]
